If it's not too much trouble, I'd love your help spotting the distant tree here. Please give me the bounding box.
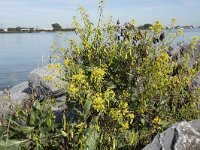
[7,28,16,32]
[138,24,152,30]
[143,24,152,29]
[0,29,4,32]
[52,23,62,31]
[29,28,34,33]
[15,26,21,32]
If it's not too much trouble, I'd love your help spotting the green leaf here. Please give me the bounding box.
[35,100,41,110]
[141,118,145,125]
[29,111,38,125]
[85,127,99,150]
[106,82,117,89]
[19,126,34,134]
[61,130,68,137]
[0,139,28,150]
[83,100,92,117]
[74,108,84,117]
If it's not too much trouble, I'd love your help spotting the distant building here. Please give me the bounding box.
[0,29,4,32]
[21,28,34,32]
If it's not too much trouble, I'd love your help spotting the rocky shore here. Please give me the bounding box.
[0,66,67,121]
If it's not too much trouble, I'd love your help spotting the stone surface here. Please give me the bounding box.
[28,66,66,98]
[0,82,30,119]
[175,121,200,150]
[168,43,200,67]
[143,119,200,150]
[10,81,31,94]
[192,72,200,88]
[52,96,67,111]
[188,44,200,67]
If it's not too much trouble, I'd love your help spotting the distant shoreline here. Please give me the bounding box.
[0,30,75,34]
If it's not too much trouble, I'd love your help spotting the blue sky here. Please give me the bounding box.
[0,0,200,28]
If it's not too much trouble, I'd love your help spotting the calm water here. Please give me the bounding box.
[0,32,75,90]
[0,29,199,90]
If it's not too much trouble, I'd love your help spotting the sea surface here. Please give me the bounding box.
[0,32,75,90]
[0,29,199,90]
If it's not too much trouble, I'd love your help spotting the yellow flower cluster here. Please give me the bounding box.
[193,35,199,43]
[171,18,177,27]
[53,55,59,60]
[91,66,107,85]
[190,102,197,109]
[119,102,128,115]
[122,90,131,99]
[68,68,89,97]
[104,89,115,99]
[47,63,62,74]
[72,69,86,84]
[177,29,183,36]
[160,52,170,63]
[76,122,86,132]
[190,36,198,49]
[169,33,175,38]
[109,102,134,129]
[92,93,105,112]
[109,108,122,121]
[137,98,148,114]
[48,63,61,70]
[64,58,73,68]
[121,122,129,130]
[190,35,199,49]
[150,21,164,34]
[54,63,61,70]
[152,116,162,125]
[131,19,136,27]
[48,63,53,69]
[68,84,79,95]
[43,75,55,81]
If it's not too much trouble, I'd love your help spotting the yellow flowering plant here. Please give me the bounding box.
[46,1,200,149]
[0,0,200,150]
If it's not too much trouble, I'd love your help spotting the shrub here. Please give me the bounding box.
[0,1,200,149]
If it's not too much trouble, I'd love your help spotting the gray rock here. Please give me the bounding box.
[28,66,69,121]
[169,45,182,59]
[175,121,200,150]
[56,95,67,102]
[52,96,67,112]
[28,66,66,98]
[52,95,68,123]
[143,120,200,150]
[52,101,67,112]
[10,81,31,94]
[193,72,200,88]
[189,119,200,132]
[188,44,200,67]
[169,43,200,67]
[0,82,30,119]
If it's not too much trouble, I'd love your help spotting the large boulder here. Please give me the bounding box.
[27,67,68,120]
[143,119,200,150]
[0,81,30,119]
[28,66,66,98]
[10,81,31,94]
[168,43,200,67]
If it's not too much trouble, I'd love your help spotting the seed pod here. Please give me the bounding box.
[153,37,159,44]
[160,32,165,41]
